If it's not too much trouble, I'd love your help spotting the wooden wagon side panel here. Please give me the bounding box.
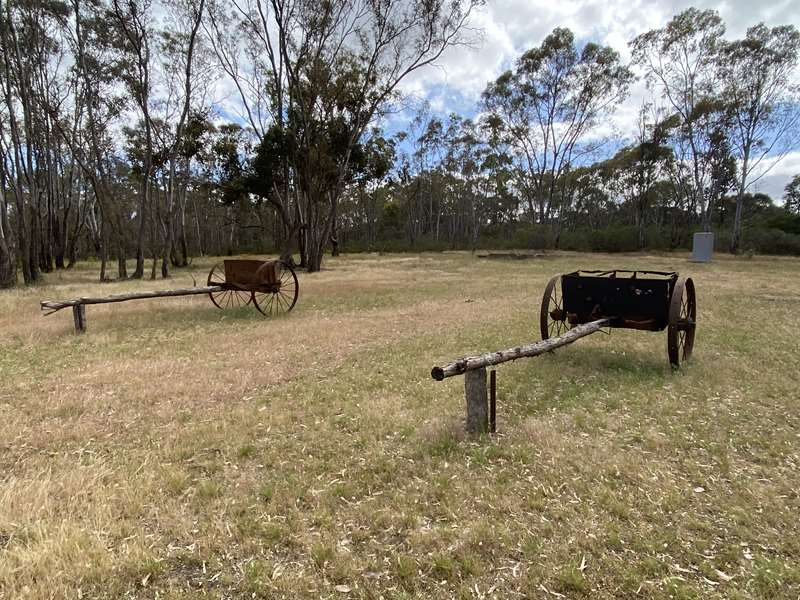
[561,271,677,331]
[223,259,269,287]
[256,260,281,285]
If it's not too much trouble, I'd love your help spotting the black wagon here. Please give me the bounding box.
[540,270,696,367]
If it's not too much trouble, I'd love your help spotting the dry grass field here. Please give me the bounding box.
[1,251,799,599]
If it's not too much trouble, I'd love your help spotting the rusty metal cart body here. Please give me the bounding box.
[540,269,695,367]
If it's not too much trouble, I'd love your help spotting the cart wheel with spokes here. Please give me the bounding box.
[667,276,696,368]
[251,261,299,317]
[540,274,570,340]
[207,262,251,309]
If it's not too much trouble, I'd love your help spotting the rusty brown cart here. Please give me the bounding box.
[206,259,299,316]
[41,259,299,333]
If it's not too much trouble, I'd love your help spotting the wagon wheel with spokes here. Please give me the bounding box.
[207,262,251,309]
[540,274,570,340]
[667,276,696,368]
[251,261,299,317]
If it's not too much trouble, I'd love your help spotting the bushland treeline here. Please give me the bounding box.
[1,2,799,288]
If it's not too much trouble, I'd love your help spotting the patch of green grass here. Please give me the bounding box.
[195,479,223,501]
[554,561,587,595]
[752,557,800,597]
[237,443,257,459]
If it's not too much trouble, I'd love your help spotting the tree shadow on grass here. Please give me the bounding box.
[566,345,669,378]
[502,345,671,418]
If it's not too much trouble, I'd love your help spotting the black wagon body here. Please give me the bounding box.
[561,270,677,331]
[540,269,696,367]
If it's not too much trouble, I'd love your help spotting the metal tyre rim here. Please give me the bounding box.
[252,262,299,317]
[540,274,568,340]
[667,276,696,368]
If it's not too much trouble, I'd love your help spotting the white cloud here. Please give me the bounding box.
[398,3,516,103]
[408,0,800,101]
[748,151,800,201]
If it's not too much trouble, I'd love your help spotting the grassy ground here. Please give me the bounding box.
[1,251,799,599]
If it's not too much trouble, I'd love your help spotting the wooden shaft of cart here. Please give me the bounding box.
[40,285,224,314]
[41,285,225,333]
[431,318,610,381]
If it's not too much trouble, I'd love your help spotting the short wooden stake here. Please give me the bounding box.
[72,304,86,334]
[465,367,488,434]
[489,370,497,434]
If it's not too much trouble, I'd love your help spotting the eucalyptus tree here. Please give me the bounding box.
[54,0,131,280]
[478,113,516,228]
[154,0,206,277]
[602,103,674,248]
[330,128,395,253]
[0,2,36,284]
[718,23,800,253]
[445,115,484,249]
[413,113,448,243]
[482,27,632,228]
[108,0,156,279]
[0,0,89,282]
[207,0,482,271]
[561,166,611,231]
[0,155,13,287]
[0,0,67,283]
[631,8,728,231]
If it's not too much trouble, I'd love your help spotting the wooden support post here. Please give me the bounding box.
[465,367,488,434]
[72,304,86,334]
[489,369,497,434]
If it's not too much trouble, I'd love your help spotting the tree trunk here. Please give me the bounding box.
[162,161,176,278]
[0,206,14,287]
[330,198,339,257]
[0,165,15,287]
[132,174,148,278]
[730,150,750,255]
[176,176,189,266]
[29,201,42,279]
[636,196,646,250]
[305,192,337,273]
[194,189,206,256]
[99,215,108,281]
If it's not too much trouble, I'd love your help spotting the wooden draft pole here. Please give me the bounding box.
[431,318,610,434]
[41,286,223,313]
[41,285,223,334]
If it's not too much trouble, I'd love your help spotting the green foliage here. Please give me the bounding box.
[736,228,800,254]
[768,213,800,235]
[785,174,800,215]
[482,26,633,223]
